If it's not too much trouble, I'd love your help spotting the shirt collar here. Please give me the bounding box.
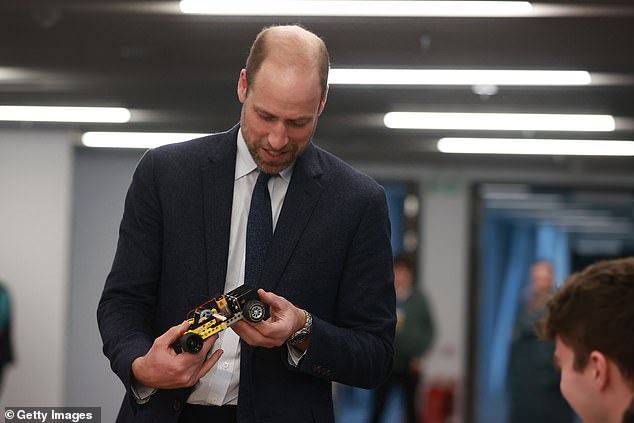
[235,128,294,183]
[236,129,257,180]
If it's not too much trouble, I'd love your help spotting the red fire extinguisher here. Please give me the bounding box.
[421,381,455,423]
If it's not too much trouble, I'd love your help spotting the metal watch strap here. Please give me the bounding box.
[288,310,312,346]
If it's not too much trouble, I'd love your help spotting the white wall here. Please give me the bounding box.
[66,148,142,422]
[0,129,73,405]
[420,180,468,383]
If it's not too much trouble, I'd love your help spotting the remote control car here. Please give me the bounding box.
[172,284,267,354]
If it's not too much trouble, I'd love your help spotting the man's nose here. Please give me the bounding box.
[268,122,289,150]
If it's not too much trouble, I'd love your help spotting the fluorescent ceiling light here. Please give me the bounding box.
[0,68,19,80]
[488,200,563,210]
[180,1,533,17]
[81,132,208,149]
[329,69,591,86]
[385,112,615,131]
[437,138,634,156]
[564,223,633,234]
[0,106,130,123]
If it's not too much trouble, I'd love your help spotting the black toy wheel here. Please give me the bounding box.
[180,333,204,353]
[244,300,266,322]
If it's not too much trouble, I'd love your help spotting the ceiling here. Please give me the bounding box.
[2,0,634,170]
[481,183,634,246]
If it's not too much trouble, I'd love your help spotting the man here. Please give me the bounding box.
[538,257,634,423]
[508,261,573,423]
[369,255,434,423]
[97,25,396,423]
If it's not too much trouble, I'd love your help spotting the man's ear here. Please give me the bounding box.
[589,350,609,391]
[317,85,329,116]
[237,69,248,104]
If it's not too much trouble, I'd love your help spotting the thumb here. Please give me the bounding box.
[157,320,190,346]
[258,289,286,309]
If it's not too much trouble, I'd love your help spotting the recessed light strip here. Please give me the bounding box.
[437,138,634,156]
[0,106,131,123]
[329,69,591,86]
[180,1,533,17]
[0,68,20,80]
[385,112,615,132]
[81,132,209,149]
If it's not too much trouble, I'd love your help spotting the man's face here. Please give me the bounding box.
[555,337,602,423]
[394,264,413,292]
[237,60,326,174]
[531,262,554,298]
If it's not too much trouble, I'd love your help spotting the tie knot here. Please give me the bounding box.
[257,171,274,184]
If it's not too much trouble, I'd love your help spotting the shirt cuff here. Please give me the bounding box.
[286,342,309,367]
[130,379,157,404]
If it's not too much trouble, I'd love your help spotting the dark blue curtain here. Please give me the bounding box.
[476,213,569,423]
[383,183,407,258]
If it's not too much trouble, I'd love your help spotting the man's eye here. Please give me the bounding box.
[258,113,275,122]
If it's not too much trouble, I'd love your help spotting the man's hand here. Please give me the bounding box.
[131,321,223,389]
[232,289,307,349]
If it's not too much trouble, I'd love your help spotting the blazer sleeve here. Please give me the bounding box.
[97,149,163,393]
[287,183,396,389]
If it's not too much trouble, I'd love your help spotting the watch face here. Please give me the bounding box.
[289,312,312,345]
[289,332,308,346]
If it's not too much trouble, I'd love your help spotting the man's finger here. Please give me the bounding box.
[258,289,287,309]
[194,349,224,382]
[232,321,265,344]
[157,320,190,346]
[198,334,218,356]
[231,320,256,336]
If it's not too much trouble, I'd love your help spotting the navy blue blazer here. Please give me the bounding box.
[98,125,396,423]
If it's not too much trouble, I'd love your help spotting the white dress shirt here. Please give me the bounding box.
[131,130,298,405]
[186,129,293,405]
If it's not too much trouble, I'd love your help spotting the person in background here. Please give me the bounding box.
[369,255,435,423]
[538,257,634,423]
[0,280,13,397]
[97,24,395,423]
[508,261,574,423]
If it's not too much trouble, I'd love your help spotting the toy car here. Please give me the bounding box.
[172,284,267,354]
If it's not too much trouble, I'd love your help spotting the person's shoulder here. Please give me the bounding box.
[311,144,382,193]
[152,126,237,159]
[140,126,238,171]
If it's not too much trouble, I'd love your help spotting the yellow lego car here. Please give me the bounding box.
[172,284,267,354]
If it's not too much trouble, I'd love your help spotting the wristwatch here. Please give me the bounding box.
[288,310,313,346]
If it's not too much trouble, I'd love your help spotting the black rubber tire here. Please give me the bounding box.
[244,300,266,322]
[180,332,204,353]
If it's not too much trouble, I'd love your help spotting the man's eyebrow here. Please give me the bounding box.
[254,105,312,123]
[553,355,561,370]
[254,106,274,117]
[289,116,312,124]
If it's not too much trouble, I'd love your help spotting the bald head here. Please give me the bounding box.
[244,25,330,99]
[531,260,555,297]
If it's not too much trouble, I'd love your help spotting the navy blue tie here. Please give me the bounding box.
[245,171,273,287]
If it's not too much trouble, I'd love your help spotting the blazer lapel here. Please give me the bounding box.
[260,144,324,292]
[201,126,238,296]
